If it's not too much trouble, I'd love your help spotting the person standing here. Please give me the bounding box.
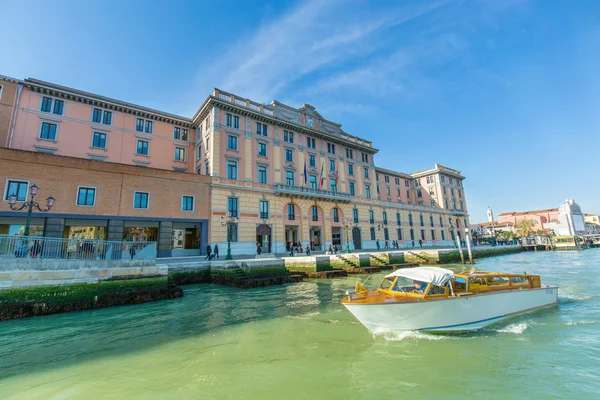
[205,244,212,260]
[412,240,415,248]
[214,244,220,259]
[305,245,311,256]
[376,240,380,250]
[256,242,262,256]
[419,239,423,248]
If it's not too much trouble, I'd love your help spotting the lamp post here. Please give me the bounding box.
[464,227,474,265]
[220,211,239,260]
[8,184,55,237]
[343,217,353,254]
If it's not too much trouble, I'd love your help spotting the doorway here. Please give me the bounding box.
[256,224,271,253]
[352,227,362,250]
[310,227,322,251]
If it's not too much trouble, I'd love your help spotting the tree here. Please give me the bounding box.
[515,219,537,237]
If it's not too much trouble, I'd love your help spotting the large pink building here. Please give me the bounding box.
[2,78,470,255]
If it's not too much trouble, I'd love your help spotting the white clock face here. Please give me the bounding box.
[307,117,315,128]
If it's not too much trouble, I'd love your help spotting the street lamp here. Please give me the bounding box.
[220,211,239,260]
[8,184,55,237]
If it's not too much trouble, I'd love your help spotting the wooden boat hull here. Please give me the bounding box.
[343,286,559,333]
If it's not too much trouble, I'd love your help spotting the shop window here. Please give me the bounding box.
[172,228,200,250]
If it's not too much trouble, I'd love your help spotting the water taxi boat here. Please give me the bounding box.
[341,267,558,333]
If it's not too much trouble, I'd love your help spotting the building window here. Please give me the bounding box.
[460,201,464,210]
[383,211,388,225]
[41,97,52,112]
[173,127,188,141]
[348,164,354,176]
[53,100,64,115]
[307,137,316,149]
[370,227,376,240]
[410,229,415,241]
[384,175,390,183]
[417,190,422,198]
[365,184,371,199]
[440,216,444,227]
[182,195,194,211]
[175,147,186,161]
[309,175,317,189]
[449,177,454,185]
[419,215,424,226]
[377,185,380,195]
[196,144,202,160]
[283,130,294,143]
[227,135,238,150]
[362,153,369,163]
[102,111,112,125]
[92,108,103,123]
[92,132,107,149]
[228,197,238,217]
[441,230,446,240]
[407,190,410,199]
[408,213,413,226]
[226,113,240,129]
[227,160,238,180]
[431,200,437,208]
[404,180,409,187]
[256,122,268,136]
[369,210,374,224]
[376,173,379,181]
[349,182,355,196]
[445,199,449,209]
[386,187,391,196]
[430,215,434,227]
[353,208,359,223]
[421,230,426,240]
[288,204,295,220]
[133,192,149,209]
[396,212,401,225]
[40,122,57,140]
[285,149,293,162]
[431,230,436,241]
[136,118,144,132]
[327,143,336,154]
[259,200,269,219]
[384,228,389,241]
[309,154,316,167]
[137,140,149,155]
[76,187,96,206]
[451,188,455,196]
[395,178,400,185]
[329,159,335,171]
[364,167,369,179]
[205,161,210,175]
[286,171,295,186]
[397,228,403,240]
[311,206,318,221]
[333,208,339,223]
[346,148,353,159]
[4,180,29,201]
[330,179,337,193]
[258,142,267,157]
[258,166,267,184]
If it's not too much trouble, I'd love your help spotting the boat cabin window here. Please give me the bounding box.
[454,277,467,291]
[379,277,394,290]
[511,276,529,286]
[487,276,510,286]
[426,285,447,296]
[389,277,428,294]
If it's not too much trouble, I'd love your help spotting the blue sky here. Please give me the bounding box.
[1,0,599,221]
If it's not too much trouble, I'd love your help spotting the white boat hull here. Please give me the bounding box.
[343,286,559,333]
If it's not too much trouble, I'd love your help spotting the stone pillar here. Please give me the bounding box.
[107,219,124,241]
[157,221,173,258]
[44,218,65,238]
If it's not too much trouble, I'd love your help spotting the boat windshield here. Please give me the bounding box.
[390,276,427,294]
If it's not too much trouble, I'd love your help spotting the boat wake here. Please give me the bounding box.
[495,322,529,334]
[377,330,458,342]
[565,320,597,326]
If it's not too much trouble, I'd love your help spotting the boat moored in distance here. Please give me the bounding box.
[341,267,558,333]
[554,235,587,251]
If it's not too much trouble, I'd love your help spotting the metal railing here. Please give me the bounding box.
[0,235,157,260]
[274,184,351,202]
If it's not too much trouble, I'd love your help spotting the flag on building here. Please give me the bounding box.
[303,161,308,186]
[319,162,325,188]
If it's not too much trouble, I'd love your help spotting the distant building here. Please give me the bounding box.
[471,221,514,237]
[487,207,494,222]
[543,200,585,236]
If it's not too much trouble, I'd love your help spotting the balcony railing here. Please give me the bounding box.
[0,235,156,260]
[274,184,351,202]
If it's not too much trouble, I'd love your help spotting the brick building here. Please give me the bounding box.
[0,148,210,257]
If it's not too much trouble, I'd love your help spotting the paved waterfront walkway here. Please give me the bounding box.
[156,245,520,264]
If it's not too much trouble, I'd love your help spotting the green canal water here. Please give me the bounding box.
[1,250,599,399]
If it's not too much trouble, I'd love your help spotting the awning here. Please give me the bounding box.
[385,266,455,286]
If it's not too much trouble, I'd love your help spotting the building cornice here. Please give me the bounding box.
[24,78,193,128]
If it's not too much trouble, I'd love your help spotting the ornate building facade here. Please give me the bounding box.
[2,78,469,256]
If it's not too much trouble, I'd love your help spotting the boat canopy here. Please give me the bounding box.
[385,267,455,286]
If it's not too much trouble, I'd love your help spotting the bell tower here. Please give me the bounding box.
[487,207,494,222]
